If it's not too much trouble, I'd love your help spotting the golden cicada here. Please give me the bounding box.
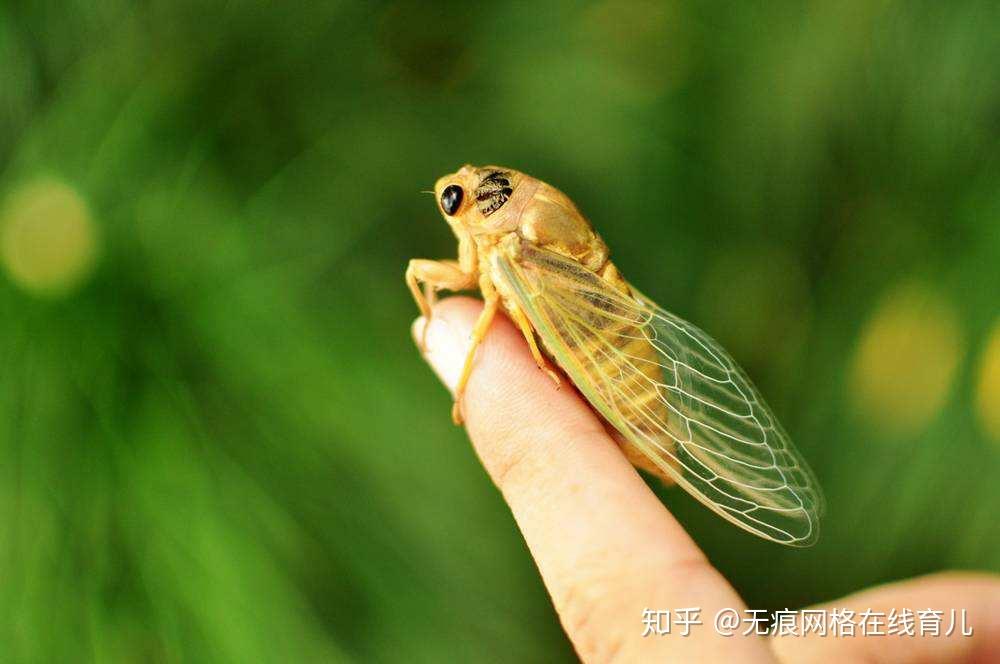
[407,165,823,546]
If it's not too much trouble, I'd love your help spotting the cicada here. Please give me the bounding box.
[407,165,823,546]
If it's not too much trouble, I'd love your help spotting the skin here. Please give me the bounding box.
[412,297,1000,663]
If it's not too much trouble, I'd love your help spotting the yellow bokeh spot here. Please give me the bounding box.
[850,282,962,438]
[975,320,1000,443]
[1,178,98,296]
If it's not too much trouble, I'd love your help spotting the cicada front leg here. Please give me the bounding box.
[406,258,477,349]
[407,236,479,349]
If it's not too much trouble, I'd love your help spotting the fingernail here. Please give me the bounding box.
[412,316,468,394]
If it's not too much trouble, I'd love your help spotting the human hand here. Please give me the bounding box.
[414,297,1000,663]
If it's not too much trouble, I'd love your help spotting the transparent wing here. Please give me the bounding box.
[493,241,824,546]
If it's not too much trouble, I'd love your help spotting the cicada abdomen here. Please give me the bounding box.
[498,241,678,483]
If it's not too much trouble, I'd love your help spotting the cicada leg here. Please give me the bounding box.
[406,258,476,350]
[451,276,500,425]
[507,304,561,388]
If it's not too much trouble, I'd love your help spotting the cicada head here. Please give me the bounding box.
[434,164,607,269]
[434,165,535,236]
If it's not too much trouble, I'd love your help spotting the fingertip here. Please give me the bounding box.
[410,316,426,346]
[411,297,483,394]
[412,295,604,457]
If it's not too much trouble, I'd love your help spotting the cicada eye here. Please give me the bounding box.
[440,185,464,216]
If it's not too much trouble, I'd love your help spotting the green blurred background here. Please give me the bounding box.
[1,0,999,661]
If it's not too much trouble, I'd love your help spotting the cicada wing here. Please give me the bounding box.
[493,241,824,546]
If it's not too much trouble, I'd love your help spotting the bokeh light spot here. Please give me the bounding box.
[849,282,962,438]
[974,319,1000,444]
[1,178,98,297]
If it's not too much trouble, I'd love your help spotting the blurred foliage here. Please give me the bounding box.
[1,0,999,661]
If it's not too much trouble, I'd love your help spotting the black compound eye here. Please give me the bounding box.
[440,184,464,216]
